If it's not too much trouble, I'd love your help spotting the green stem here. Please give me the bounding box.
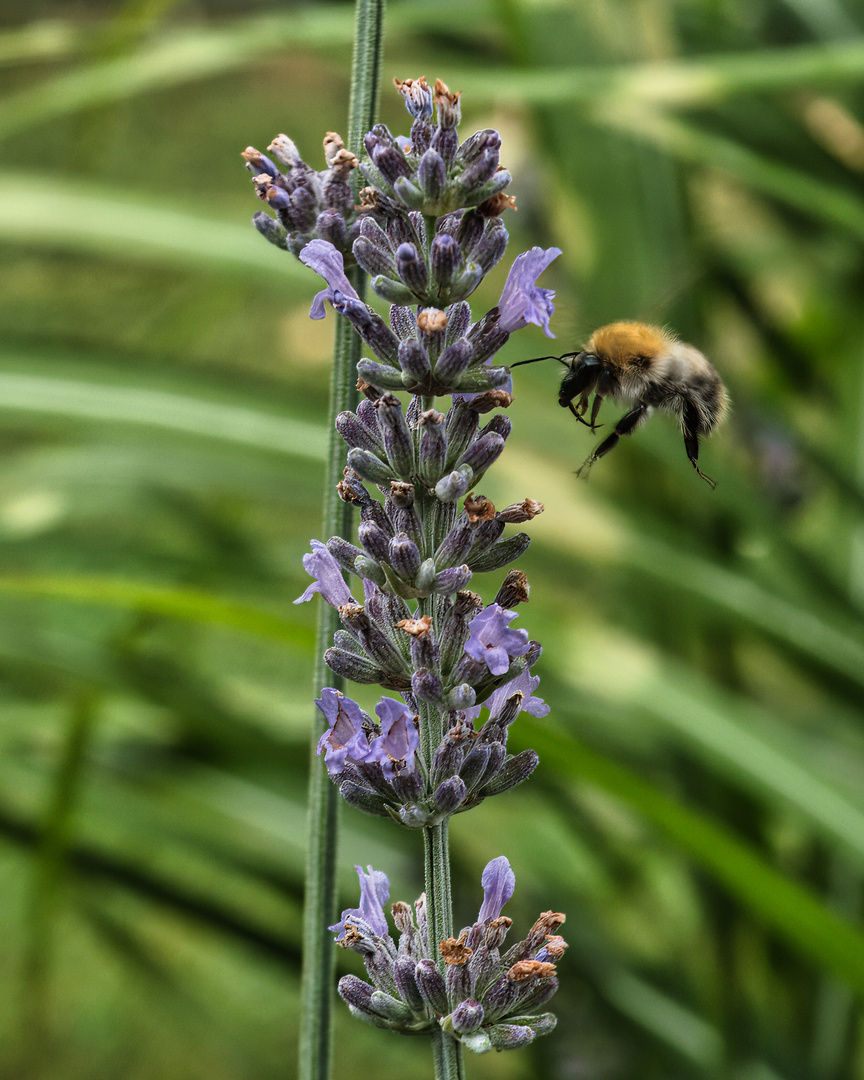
[431,1027,467,1080]
[423,821,465,1080]
[346,0,386,154]
[298,3,384,1079]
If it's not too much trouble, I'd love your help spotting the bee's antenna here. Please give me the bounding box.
[510,353,576,368]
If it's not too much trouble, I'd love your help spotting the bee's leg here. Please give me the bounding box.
[682,404,716,489]
[576,404,648,478]
[565,401,593,428]
[588,394,604,432]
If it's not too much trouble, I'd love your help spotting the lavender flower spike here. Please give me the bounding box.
[497,246,562,336]
[295,539,354,607]
[368,697,420,780]
[329,864,391,940]
[464,603,530,676]
[300,239,361,319]
[477,855,516,923]
[315,687,372,777]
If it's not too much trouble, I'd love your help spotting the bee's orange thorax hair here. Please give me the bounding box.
[586,322,668,369]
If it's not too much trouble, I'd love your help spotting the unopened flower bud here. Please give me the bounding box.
[393,956,425,1012]
[458,432,505,480]
[398,803,430,828]
[412,669,443,702]
[447,684,476,710]
[324,536,364,575]
[415,558,438,592]
[324,647,387,686]
[375,394,415,477]
[315,210,348,249]
[430,233,462,290]
[477,749,539,797]
[436,466,473,503]
[434,340,474,382]
[445,402,479,465]
[393,175,426,210]
[470,218,509,274]
[468,532,531,572]
[449,998,484,1035]
[356,359,406,393]
[484,1021,541,1049]
[432,775,467,816]
[433,565,473,594]
[435,518,476,570]
[338,780,391,817]
[358,520,391,563]
[336,411,384,454]
[347,447,395,486]
[397,339,432,384]
[354,235,397,278]
[395,243,429,295]
[458,741,494,792]
[370,275,417,306]
[418,410,447,483]
[418,148,446,200]
[389,534,421,580]
[415,959,449,1015]
[454,365,511,394]
[354,557,386,586]
[252,212,288,249]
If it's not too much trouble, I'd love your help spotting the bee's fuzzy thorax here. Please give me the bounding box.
[586,322,668,368]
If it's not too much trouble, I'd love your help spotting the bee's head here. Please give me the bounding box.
[586,322,667,369]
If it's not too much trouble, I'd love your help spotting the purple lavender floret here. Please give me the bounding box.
[329,864,391,940]
[466,666,550,724]
[368,697,420,780]
[300,240,361,319]
[477,855,516,923]
[295,539,354,607]
[464,604,530,676]
[315,687,372,776]
[497,246,562,337]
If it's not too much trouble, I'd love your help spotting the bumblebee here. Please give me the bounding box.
[512,321,729,487]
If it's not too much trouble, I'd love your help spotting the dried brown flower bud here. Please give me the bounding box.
[464,493,496,522]
[494,570,530,607]
[440,932,472,965]
[477,192,517,217]
[417,308,448,334]
[498,498,544,523]
[540,934,568,960]
[356,377,381,401]
[508,959,556,981]
[467,390,513,413]
[397,616,434,637]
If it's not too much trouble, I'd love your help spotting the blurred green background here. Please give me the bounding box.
[3,0,864,1077]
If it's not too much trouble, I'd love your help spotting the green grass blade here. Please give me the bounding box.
[522,720,864,995]
[0,173,307,283]
[0,369,325,457]
[0,574,313,647]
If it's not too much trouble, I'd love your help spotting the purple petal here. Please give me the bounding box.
[299,239,360,320]
[477,856,515,923]
[463,604,530,676]
[329,864,390,939]
[315,687,371,775]
[294,539,353,608]
[497,246,562,337]
[368,697,419,780]
[479,666,549,720]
